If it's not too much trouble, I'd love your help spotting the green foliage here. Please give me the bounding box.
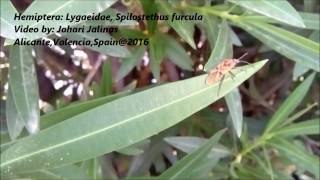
[8,46,40,135]
[1,0,319,179]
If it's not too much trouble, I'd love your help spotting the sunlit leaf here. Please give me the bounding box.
[225,88,243,137]
[204,20,233,71]
[8,46,40,134]
[0,61,267,174]
[5,87,24,140]
[0,0,18,39]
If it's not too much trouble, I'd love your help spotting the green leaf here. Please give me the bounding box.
[116,47,145,82]
[164,35,193,71]
[41,91,131,130]
[140,0,157,34]
[8,46,40,134]
[229,26,242,46]
[119,29,147,40]
[164,136,230,159]
[293,63,309,80]
[199,15,219,49]
[228,0,305,27]
[157,129,226,179]
[149,34,166,80]
[1,91,132,151]
[292,31,318,80]
[264,73,315,133]
[5,87,24,140]
[101,60,113,96]
[4,0,117,41]
[283,103,318,126]
[273,119,320,136]
[268,138,320,177]
[0,60,267,174]
[225,88,243,137]
[18,165,89,180]
[64,32,130,58]
[82,158,103,180]
[309,30,319,43]
[237,21,320,72]
[300,12,320,30]
[157,1,196,49]
[204,20,233,71]
[0,0,18,39]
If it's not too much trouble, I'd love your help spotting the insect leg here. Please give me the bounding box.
[217,75,225,96]
[229,71,236,80]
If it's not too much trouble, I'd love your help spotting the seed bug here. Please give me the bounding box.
[205,53,249,95]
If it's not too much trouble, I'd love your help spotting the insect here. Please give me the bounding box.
[205,53,249,95]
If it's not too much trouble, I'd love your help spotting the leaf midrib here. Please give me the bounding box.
[1,82,215,168]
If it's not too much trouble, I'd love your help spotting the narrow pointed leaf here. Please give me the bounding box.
[225,88,243,137]
[164,136,230,159]
[157,129,226,179]
[41,91,131,130]
[140,0,157,34]
[18,165,89,180]
[5,87,24,140]
[293,63,309,80]
[0,0,18,39]
[1,91,131,151]
[101,60,113,96]
[204,20,233,71]
[229,26,242,46]
[9,46,40,134]
[228,0,305,27]
[237,21,320,72]
[157,1,196,49]
[149,35,166,80]
[199,15,219,49]
[264,73,315,133]
[116,47,145,82]
[299,12,320,30]
[268,138,320,177]
[164,35,193,71]
[273,119,320,136]
[0,61,267,174]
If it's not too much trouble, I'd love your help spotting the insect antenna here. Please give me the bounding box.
[235,53,250,65]
[238,61,250,65]
[237,52,248,61]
